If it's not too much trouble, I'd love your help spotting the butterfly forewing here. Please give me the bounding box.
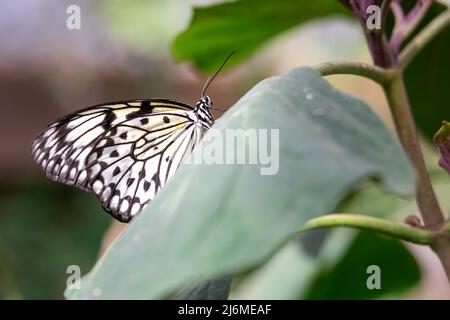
[32,99,205,222]
[32,105,121,191]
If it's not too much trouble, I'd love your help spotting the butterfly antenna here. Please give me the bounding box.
[201,51,236,97]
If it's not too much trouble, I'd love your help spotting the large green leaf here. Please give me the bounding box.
[172,0,349,72]
[170,275,232,300]
[66,68,413,299]
[230,240,319,299]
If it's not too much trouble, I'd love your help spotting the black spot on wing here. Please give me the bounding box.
[101,111,117,130]
[110,150,119,157]
[113,167,121,176]
[126,102,155,120]
[126,178,135,187]
[141,100,151,108]
[139,168,146,179]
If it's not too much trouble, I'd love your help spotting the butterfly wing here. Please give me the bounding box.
[32,99,203,222]
[86,107,204,222]
[32,103,125,191]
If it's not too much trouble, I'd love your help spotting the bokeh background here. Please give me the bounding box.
[0,0,448,299]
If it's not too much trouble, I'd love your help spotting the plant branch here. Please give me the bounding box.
[380,0,394,33]
[390,0,433,55]
[391,0,405,23]
[300,213,435,245]
[341,0,397,67]
[315,61,395,85]
[399,9,450,69]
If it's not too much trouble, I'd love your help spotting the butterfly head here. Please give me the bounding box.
[195,95,214,125]
[197,95,213,109]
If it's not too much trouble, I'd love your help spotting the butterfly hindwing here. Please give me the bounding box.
[32,99,204,222]
[86,109,201,222]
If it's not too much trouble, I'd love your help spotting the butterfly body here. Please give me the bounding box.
[32,97,214,222]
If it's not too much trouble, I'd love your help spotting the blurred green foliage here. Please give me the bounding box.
[173,0,450,141]
[303,231,421,299]
[172,0,350,72]
[0,180,109,299]
[98,0,195,54]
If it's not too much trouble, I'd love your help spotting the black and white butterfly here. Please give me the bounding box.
[32,53,234,223]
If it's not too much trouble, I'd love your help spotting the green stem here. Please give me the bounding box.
[399,9,450,69]
[383,70,450,280]
[301,214,435,245]
[315,61,395,85]
[383,71,444,229]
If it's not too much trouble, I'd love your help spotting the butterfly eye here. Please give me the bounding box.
[203,96,212,106]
